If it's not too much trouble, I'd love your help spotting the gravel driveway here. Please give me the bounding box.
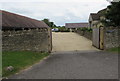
[52,32,98,52]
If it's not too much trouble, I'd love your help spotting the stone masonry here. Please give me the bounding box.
[2,28,52,52]
[75,30,92,40]
[104,27,120,49]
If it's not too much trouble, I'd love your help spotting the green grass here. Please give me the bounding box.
[106,47,120,53]
[2,51,49,77]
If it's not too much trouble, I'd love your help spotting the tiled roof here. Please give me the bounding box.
[0,10,49,29]
[90,13,100,21]
[90,8,106,21]
[65,23,88,28]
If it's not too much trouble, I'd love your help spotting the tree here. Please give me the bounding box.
[50,22,54,27]
[42,19,56,27]
[104,1,120,26]
[42,19,50,26]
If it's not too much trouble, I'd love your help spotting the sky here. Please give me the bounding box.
[0,0,110,26]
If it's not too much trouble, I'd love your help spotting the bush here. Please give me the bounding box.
[87,28,92,32]
[54,27,70,32]
[78,27,92,32]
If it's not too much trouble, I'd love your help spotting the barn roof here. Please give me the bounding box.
[0,10,49,29]
[90,13,100,21]
[65,23,88,28]
[89,8,107,21]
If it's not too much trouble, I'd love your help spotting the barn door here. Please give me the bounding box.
[100,27,104,50]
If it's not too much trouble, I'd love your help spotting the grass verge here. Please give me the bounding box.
[2,51,49,77]
[106,47,120,53]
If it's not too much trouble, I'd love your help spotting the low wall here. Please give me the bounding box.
[75,30,92,40]
[104,27,120,49]
[2,28,52,52]
[92,27,119,50]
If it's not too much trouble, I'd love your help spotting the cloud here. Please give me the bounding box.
[0,1,110,26]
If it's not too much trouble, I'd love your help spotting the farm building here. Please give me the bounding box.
[65,23,88,32]
[89,8,119,50]
[1,10,52,52]
[89,8,106,28]
[89,13,100,28]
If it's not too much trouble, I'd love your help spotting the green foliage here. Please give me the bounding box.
[54,26,70,32]
[42,19,56,27]
[107,47,120,53]
[78,27,92,32]
[42,19,50,26]
[87,28,92,32]
[2,51,49,77]
[104,1,120,26]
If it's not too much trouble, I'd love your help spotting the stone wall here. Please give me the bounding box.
[2,28,52,52]
[104,27,120,49]
[75,30,92,40]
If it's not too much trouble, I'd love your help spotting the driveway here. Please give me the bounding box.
[9,51,118,79]
[52,32,98,52]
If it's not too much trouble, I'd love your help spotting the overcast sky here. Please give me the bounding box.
[0,0,110,26]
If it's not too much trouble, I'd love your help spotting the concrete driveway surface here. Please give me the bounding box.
[9,51,118,79]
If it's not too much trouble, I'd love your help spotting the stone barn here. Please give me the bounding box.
[1,10,52,52]
[65,23,88,32]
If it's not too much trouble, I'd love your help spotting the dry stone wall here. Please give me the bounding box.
[75,30,92,40]
[104,27,120,49]
[2,28,52,52]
